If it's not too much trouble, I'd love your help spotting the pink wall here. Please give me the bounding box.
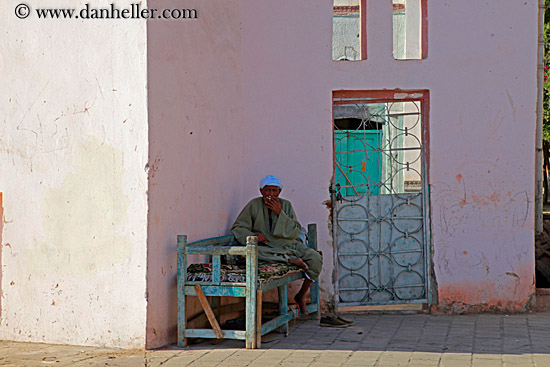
[146,0,247,348]
[147,0,538,346]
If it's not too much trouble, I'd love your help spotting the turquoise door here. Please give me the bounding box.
[334,130,382,196]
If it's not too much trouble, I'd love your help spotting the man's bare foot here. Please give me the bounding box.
[294,293,308,315]
[289,258,309,271]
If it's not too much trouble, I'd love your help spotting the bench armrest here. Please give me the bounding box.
[185,246,247,256]
[178,234,258,286]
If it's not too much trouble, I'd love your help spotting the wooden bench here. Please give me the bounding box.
[177,223,320,349]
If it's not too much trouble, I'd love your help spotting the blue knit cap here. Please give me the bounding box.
[260,175,283,189]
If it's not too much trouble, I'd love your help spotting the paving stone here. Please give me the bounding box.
[247,360,280,367]
[343,362,378,367]
[71,355,147,367]
[3,313,550,366]
[533,354,550,367]
[439,353,473,367]
[440,360,473,367]
[471,362,502,367]
[409,352,441,362]
[284,357,316,364]
[278,363,311,367]
[309,363,344,367]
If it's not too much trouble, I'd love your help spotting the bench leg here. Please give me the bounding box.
[245,286,257,349]
[211,296,221,337]
[278,285,289,336]
[311,279,321,320]
[256,290,262,348]
[177,293,188,347]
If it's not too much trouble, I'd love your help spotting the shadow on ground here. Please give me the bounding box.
[175,313,550,355]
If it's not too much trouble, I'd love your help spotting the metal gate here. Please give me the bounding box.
[332,93,430,308]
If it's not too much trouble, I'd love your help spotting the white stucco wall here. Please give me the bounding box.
[333,15,360,61]
[0,0,148,347]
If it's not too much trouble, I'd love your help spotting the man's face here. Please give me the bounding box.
[260,185,281,203]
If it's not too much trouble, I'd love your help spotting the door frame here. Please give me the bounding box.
[331,89,434,311]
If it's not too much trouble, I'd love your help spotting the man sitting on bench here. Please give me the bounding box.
[231,175,323,315]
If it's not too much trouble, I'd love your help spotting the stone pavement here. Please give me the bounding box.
[1,313,550,367]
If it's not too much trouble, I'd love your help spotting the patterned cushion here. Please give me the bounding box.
[186,263,303,284]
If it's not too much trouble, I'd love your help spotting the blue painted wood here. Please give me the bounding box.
[186,246,247,256]
[177,225,319,349]
[184,329,246,340]
[334,130,382,196]
[185,281,246,287]
[212,256,221,285]
[278,285,288,335]
[261,313,294,335]
[177,235,187,347]
[256,289,262,348]
[260,272,304,292]
[187,235,236,247]
[306,303,319,314]
[184,285,246,297]
[245,236,258,349]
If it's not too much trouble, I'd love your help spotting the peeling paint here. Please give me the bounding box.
[148,156,162,179]
[394,92,424,99]
[434,264,534,313]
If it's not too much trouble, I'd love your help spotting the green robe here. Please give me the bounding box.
[231,197,322,280]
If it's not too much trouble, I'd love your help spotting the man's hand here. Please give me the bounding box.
[265,197,282,215]
[256,233,267,243]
